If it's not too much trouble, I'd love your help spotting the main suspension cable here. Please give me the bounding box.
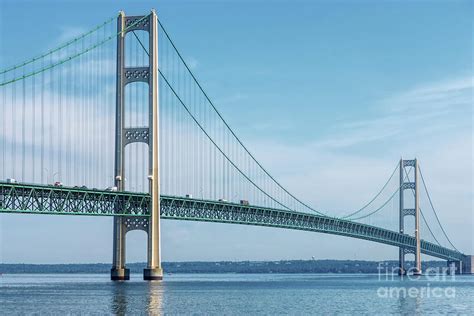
[0,16,115,75]
[157,18,326,216]
[0,15,150,87]
[419,165,459,252]
[159,69,295,212]
[341,162,399,219]
[402,166,442,246]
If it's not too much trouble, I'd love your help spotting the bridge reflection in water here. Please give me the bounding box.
[111,280,164,314]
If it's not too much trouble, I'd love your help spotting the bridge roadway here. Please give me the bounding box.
[0,182,465,262]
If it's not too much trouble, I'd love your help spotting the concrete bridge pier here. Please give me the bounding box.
[461,255,473,274]
[447,256,474,275]
[111,217,130,280]
[463,255,474,274]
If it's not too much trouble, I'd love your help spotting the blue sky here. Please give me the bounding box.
[0,0,472,263]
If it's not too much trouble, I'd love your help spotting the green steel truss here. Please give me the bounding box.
[0,182,465,261]
[0,182,149,216]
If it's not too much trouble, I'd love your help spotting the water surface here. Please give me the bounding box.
[1,273,473,314]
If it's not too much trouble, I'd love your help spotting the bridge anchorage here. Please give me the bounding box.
[0,10,472,280]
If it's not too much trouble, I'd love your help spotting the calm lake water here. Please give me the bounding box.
[1,273,473,315]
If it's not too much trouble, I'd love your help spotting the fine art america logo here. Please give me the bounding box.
[376,263,456,299]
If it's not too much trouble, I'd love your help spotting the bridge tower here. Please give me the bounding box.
[111,10,163,281]
[398,158,422,276]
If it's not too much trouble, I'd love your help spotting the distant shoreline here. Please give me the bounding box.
[1,260,447,274]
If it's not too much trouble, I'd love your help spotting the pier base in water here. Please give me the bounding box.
[111,268,130,281]
[462,255,474,274]
[144,268,163,281]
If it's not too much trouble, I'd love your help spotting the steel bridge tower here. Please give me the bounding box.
[111,10,163,281]
[399,158,422,276]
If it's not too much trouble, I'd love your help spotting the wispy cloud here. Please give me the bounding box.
[315,76,473,150]
[385,76,473,113]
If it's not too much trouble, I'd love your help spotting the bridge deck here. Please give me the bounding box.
[0,182,465,261]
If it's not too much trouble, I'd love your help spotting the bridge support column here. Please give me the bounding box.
[461,255,474,274]
[143,9,163,281]
[111,217,130,280]
[398,248,407,276]
[111,10,128,282]
[399,158,422,276]
[111,10,162,281]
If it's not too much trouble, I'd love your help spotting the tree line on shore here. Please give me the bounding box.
[0,260,447,274]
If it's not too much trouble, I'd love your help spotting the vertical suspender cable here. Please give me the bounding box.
[88,34,91,186]
[2,73,5,179]
[59,47,63,183]
[212,93,215,199]
[188,74,191,195]
[40,58,46,184]
[173,50,177,194]
[135,34,139,191]
[193,77,196,196]
[80,40,84,185]
[65,44,70,185]
[32,61,36,183]
[12,70,16,179]
[72,39,76,185]
[91,32,100,187]
[100,26,104,189]
[50,52,54,184]
[93,30,98,188]
[21,69,25,181]
[85,38,89,186]
[179,61,182,195]
[142,36,146,191]
[106,27,110,187]
[95,30,99,188]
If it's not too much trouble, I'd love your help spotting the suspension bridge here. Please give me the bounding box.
[0,11,471,280]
